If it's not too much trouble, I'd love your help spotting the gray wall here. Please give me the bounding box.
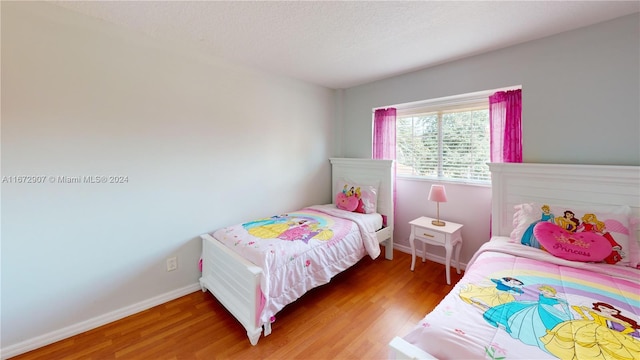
[1,2,335,352]
[340,13,640,264]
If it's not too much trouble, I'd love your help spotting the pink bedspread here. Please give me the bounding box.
[211,205,382,326]
[403,237,640,359]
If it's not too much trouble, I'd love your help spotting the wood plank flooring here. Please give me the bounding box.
[10,249,463,360]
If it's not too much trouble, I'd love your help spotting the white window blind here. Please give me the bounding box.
[395,97,491,183]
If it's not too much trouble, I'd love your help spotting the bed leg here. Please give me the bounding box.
[247,329,261,346]
[263,321,272,336]
[198,278,207,292]
[384,238,393,260]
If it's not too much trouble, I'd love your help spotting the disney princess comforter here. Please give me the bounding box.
[209,204,383,326]
[402,237,640,360]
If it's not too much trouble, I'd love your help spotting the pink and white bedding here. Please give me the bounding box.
[209,204,382,326]
[402,237,640,360]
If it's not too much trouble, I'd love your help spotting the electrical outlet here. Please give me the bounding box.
[166,256,178,272]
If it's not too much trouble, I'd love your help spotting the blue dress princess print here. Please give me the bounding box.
[521,212,554,249]
[483,293,572,352]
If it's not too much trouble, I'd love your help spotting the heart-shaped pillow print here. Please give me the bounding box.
[533,221,611,262]
[336,192,358,212]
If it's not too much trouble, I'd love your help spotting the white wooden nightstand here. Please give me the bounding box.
[409,216,463,285]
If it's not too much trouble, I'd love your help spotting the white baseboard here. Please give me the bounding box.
[393,243,468,270]
[1,283,201,359]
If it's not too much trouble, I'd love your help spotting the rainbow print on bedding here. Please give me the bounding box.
[403,238,640,360]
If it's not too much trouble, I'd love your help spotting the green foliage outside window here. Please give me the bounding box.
[396,108,490,182]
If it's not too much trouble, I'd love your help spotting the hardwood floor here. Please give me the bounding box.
[11,249,463,360]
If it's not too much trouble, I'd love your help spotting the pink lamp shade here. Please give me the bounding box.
[428,185,448,203]
[428,185,447,226]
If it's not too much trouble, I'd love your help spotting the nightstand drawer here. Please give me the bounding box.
[414,228,445,244]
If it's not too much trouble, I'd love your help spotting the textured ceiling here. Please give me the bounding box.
[52,1,639,89]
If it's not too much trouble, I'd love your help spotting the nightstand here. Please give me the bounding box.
[409,216,463,285]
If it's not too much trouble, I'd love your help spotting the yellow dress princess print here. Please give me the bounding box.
[248,222,290,238]
[541,305,640,360]
[459,277,524,310]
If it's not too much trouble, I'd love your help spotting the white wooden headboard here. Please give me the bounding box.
[489,163,640,237]
[329,158,394,229]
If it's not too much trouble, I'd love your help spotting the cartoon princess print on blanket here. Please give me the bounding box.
[242,213,335,243]
[459,277,524,310]
[458,273,640,359]
[482,285,572,351]
[541,302,640,359]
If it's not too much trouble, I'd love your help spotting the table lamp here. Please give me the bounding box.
[428,184,447,226]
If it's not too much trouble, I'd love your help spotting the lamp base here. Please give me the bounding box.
[431,219,446,226]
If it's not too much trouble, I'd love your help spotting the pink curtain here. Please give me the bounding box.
[373,108,397,160]
[489,89,522,163]
[373,108,396,225]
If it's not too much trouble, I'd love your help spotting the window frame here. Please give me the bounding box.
[391,90,498,185]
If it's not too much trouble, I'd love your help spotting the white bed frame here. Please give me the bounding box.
[389,162,640,359]
[200,158,394,346]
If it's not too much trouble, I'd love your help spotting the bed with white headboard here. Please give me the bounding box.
[330,157,395,259]
[489,163,639,238]
[390,162,640,359]
[199,158,394,346]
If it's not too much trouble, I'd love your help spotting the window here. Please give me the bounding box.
[395,94,491,183]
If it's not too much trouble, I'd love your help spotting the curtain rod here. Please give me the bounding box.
[373,85,521,113]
